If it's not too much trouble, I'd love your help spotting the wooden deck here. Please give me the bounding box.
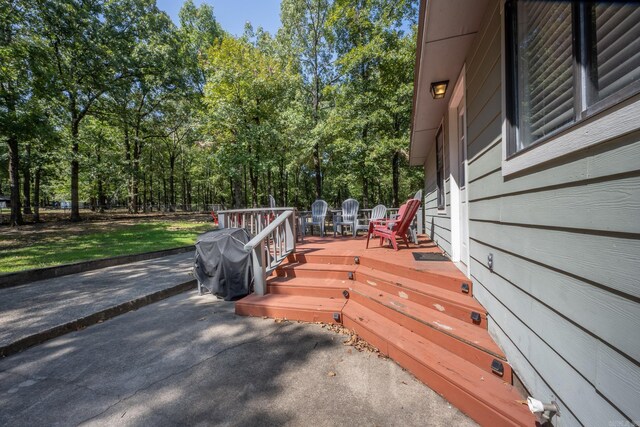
[236,235,535,426]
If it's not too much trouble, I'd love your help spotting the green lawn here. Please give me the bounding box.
[0,221,214,274]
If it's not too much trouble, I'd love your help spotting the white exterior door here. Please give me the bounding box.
[448,67,470,276]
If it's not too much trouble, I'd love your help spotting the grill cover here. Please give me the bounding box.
[193,228,253,301]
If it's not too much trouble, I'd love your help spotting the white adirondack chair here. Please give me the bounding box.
[371,204,387,221]
[335,198,359,237]
[356,204,387,236]
[307,199,328,237]
[410,189,423,244]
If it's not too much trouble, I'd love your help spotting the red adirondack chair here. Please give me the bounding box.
[366,199,421,251]
[370,201,408,229]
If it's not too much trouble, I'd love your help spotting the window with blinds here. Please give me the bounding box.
[507,1,640,155]
[516,1,574,150]
[590,3,640,103]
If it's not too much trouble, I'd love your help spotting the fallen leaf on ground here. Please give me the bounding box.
[343,335,357,346]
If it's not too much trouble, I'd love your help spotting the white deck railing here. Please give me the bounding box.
[218,207,295,236]
[218,207,297,295]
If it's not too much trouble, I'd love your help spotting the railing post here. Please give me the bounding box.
[252,243,267,295]
[219,213,226,229]
[285,210,296,253]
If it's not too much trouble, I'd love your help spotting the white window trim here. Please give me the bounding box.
[500,0,640,177]
[436,119,447,214]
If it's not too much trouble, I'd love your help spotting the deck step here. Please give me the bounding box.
[359,256,473,295]
[355,265,487,327]
[276,263,354,280]
[268,276,350,298]
[235,294,346,323]
[348,281,511,380]
[342,301,534,427]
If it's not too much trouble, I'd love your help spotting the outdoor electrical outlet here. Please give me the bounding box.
[488,253,494,272]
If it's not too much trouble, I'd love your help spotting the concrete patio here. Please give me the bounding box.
[0,290,476,426]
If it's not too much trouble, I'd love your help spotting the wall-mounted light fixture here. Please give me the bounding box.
[430,80,449,99]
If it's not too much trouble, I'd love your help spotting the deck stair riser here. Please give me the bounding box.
[354,267,487,327]
[348,283,511,380]
[342,302,533,427]
[276,263,354,280]
[267,277,349,299]
[235,294,345,324]
[358,257,473,295]
[292,253,356,265]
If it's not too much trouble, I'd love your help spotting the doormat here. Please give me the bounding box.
[412,252,449,262]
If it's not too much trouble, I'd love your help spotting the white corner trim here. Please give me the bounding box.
[502,97,640,176]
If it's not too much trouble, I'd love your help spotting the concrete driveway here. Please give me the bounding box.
[0,291,476,427]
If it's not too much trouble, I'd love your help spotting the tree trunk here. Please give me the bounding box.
[392,150,400,207]
[169,155,176,211]
[7,133,22,226]
[233,176,243,208]
[249,166,258,207]
[162,176,167,211]
[123,126,133,213]
[313,143,322,198]
[70,117,81,221]
[294,167,300,208]
[187,180,192,210]
[279,158,285,206]
[180,151,187,211]
[131,129,142,214]
[23,143,32,215]
[142,172,147,213]
[181,173,187,211]
[148,151,154,211]
[361,124,369,208]
[33,168,41,222]
[243,165,248,208]
[98,178,105,213]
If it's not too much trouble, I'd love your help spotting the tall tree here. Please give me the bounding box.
[102,3,180,213]
[35,0,151,221]
[327,0,417,206]
[0,0,32,225]
[280,0,335,199]
[203,33,294,207]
